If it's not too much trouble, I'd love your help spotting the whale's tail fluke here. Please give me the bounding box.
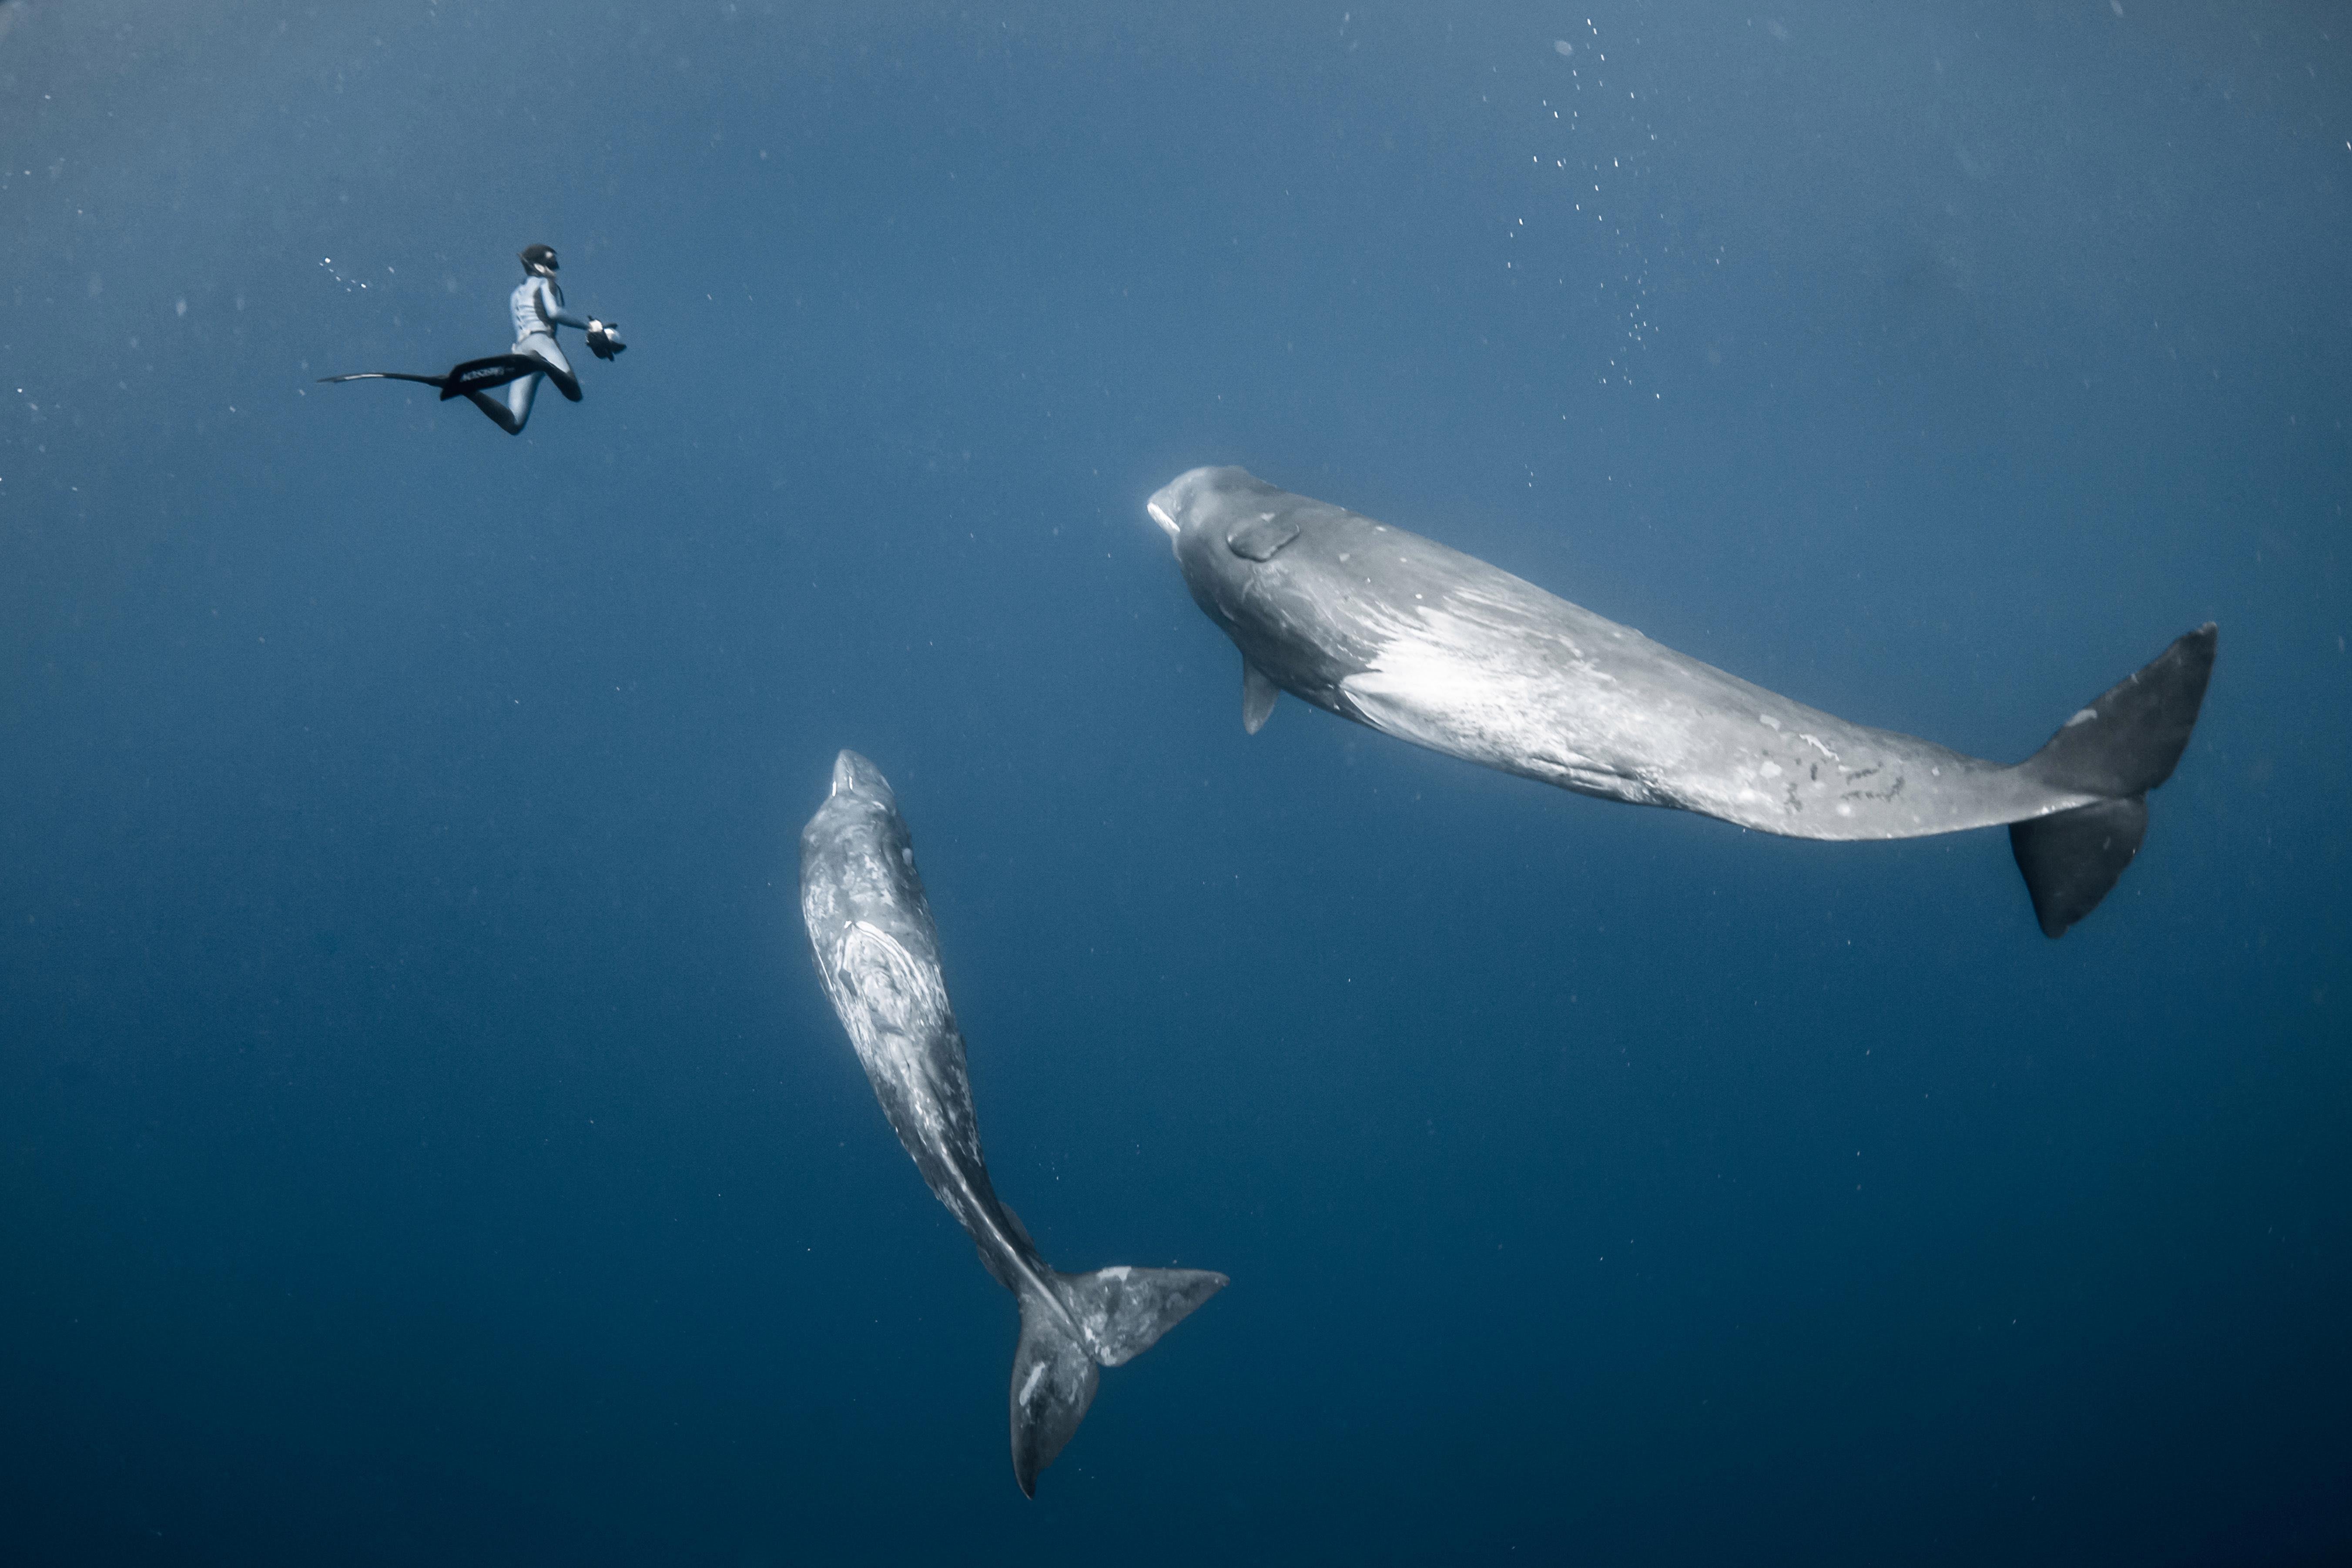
[1009,1264,1226,1498]
[2010,623,2217,938]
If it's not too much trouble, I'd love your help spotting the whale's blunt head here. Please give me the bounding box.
[1151,466,1296,639]
[829,750,898,811]
[1146,493,1182,549]
[1144,475,1194,553]
[1146,466,1260,555]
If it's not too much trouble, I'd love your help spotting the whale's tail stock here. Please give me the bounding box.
[1008,1263,1226,1497]
[2009,623,2217,938]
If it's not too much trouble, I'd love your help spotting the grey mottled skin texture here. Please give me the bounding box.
[1150,466,2207,839]
[798,751,1225,1495]
[800,752,1005,1255]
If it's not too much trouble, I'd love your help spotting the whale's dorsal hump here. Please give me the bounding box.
[1225,509,1300,562]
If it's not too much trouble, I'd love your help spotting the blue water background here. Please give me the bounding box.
[2,2,2346,1562]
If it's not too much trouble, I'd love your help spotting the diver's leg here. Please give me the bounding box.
[464,387,525,435]
[504,369,543,431]
[520,332,581,402]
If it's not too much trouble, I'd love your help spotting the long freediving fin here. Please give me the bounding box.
[317,371,449,388]
[316,354,547,401]
[435,354,547,401]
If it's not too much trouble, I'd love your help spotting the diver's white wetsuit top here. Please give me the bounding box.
[511,275,590,345]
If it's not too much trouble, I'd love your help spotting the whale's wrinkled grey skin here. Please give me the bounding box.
[1149,466,2216,936]
[799,751,1226,1495]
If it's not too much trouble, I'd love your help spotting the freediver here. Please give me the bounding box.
[319,243,625,434]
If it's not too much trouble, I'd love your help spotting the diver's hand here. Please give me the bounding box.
[586,318,626,361]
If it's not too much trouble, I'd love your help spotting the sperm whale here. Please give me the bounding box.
[799,750,1226,1494]
[1149,466,2215,936]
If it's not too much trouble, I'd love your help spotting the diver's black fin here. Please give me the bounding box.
[436,355,546,402]
[317,371,449,389]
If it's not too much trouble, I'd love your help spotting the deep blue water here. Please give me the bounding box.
[2,2,2347,1562]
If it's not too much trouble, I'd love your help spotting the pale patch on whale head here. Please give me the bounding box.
[830,750,897,808]
[1147,466,1235,553]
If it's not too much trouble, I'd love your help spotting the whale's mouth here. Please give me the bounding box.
[1146,498,1179,543]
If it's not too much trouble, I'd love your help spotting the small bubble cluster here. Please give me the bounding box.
[317,255,394,294]
[1505,16,1669,398]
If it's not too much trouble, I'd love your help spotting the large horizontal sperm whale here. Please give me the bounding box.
[1148,466,2216,937]
[799,751,1226,1495]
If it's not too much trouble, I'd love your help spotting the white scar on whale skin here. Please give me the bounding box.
[1341,590,1679,808]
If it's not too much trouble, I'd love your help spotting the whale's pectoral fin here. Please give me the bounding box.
[1242,657,1280,734]
[1225,512,1300,561]
[2009,623,2215,937]
[1009,1288,1099,1499]
[2010,796,2148,938]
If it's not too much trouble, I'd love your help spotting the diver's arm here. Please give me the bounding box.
[583,314,627,360]
[535,276,593,332]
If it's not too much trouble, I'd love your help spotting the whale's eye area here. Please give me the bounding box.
[1225,512,1300,562]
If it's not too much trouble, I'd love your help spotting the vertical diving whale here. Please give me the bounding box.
[1148,466,2216,937]
[799,750,1226,1495]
